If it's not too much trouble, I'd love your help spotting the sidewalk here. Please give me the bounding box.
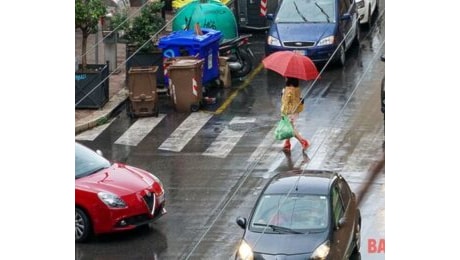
[75,7,174,135]
[75,28,129,134]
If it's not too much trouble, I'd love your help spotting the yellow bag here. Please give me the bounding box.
[281,87,303,114]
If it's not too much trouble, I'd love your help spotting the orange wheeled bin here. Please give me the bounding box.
[127,66,159,117]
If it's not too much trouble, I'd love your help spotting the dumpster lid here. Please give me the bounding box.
[158,29,222,48]
[129,66,158,73]
[169,59,203,68]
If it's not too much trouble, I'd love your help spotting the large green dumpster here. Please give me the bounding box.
[172,0,237,41]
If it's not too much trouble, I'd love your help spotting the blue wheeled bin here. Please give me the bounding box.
[158,29,222,86]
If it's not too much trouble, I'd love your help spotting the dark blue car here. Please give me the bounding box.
[265,0,360,67]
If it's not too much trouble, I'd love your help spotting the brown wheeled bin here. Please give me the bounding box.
[127,66,159,117]
[168,59,204,112]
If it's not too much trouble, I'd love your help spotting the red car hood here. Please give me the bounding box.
[76,163,155,196]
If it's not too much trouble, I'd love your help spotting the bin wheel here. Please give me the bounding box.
[153,104,159,117]
[191,103,200,112]
[126,101,135,118]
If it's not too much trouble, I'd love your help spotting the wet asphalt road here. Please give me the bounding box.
[76,5,385,259]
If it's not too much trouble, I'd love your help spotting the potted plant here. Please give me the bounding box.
[75,0,110,109]
[122,1,167,87]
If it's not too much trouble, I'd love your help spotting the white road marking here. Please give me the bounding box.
[249,117,309,171]
[75,118,115,141]
[248,126,279,163]
[202,116,256,158]
[114,115,166,146]
[158,112,213,152]
[306,127,342,170]
[341,131,385,174]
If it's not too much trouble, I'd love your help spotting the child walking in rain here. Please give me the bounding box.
[280,77,310,153]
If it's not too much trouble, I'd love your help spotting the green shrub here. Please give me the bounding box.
[123,1,165,52]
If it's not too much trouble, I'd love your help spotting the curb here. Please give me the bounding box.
[75,88,129,135]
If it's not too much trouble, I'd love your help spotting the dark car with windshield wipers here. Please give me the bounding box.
[235,170,361,259]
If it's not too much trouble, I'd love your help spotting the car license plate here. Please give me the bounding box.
[293,50,305,55]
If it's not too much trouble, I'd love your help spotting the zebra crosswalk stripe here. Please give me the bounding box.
[306,127,341,170]
[158,112,213,152]
[114,115,166,146]
[202,116,256,158]
[75,118,115,141]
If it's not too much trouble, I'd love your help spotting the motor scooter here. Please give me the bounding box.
[219,34,255,78]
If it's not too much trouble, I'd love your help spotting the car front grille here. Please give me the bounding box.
[143,193,156,215]
[117,214,150,227]
[283,41,316,47]
[115,204,166,228]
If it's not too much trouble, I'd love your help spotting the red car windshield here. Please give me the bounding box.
[75,142,111,179]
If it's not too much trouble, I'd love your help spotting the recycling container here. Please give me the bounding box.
[127,66,159,117]
[219,56,231,88]
[158,29,222,85]
[172,0,237,41]
[162,56,197,90]
[168,59,204,112]
[126,45,165,87]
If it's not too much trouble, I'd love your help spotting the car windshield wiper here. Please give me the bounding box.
[293,1,309,22]
[315,2,330,22]
[253,223,304,234]
[268,224,304,234]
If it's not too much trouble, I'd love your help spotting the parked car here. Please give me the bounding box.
[235,170,361,259]
[75,142,166,242]
[265,0,360,67]
[355,0,378,29]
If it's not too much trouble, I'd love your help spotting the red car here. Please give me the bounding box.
[75,142,166,242]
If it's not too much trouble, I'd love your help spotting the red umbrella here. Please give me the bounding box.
[262,51,320,81]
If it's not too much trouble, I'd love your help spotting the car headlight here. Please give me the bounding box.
[310,240,330,260]
[98,192,127,208]
[237,240,254,260]
[151,175,164,189]
[149,174,164,194]
[356,1,365,9]
[267,36,281,46]
[317,36,334,46]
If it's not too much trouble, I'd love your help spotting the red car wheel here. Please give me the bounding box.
[75,207,92,243]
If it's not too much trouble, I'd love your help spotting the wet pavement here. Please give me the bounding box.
[76,2,385,259]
